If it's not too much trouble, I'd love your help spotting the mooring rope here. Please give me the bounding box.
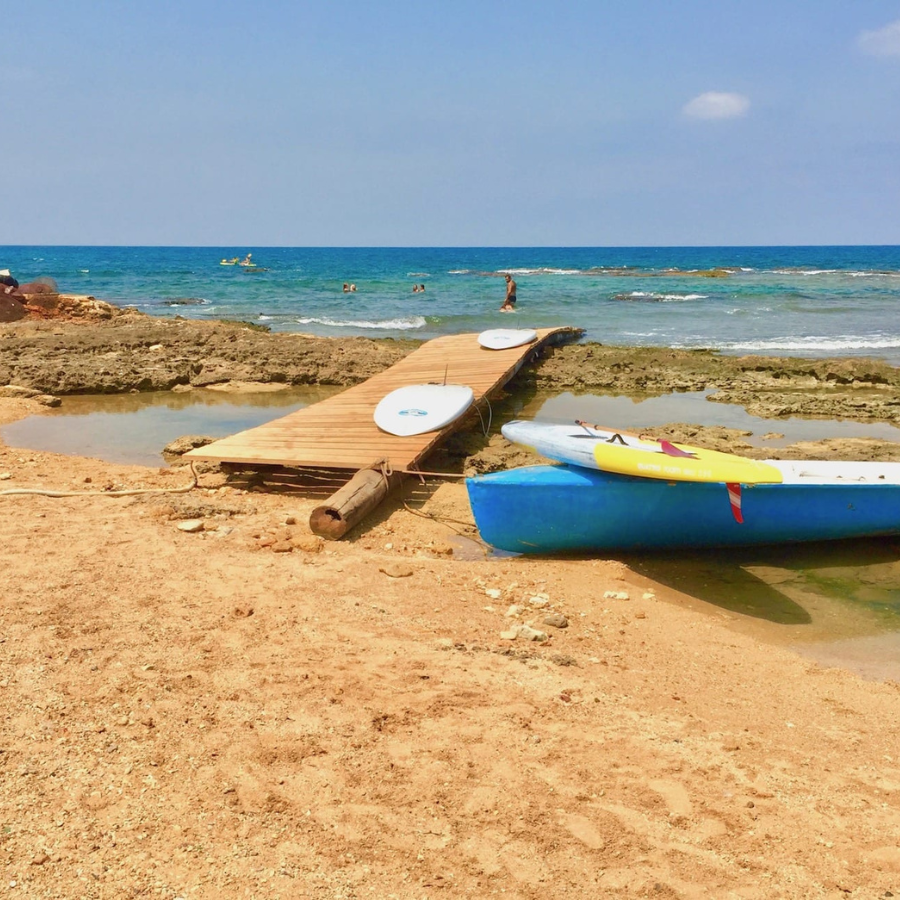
[382,463,487,545]
[0,462,199,498]
[399,467,467,479]
[400,495,487,545]
[475,396,493,437]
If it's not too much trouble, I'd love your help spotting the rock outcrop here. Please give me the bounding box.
[0,293,26,323]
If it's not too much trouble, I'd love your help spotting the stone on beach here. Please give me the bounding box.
[176,519,205,533]
[0,294,26,323]
[517,625,549,642]
[379,562,414,578]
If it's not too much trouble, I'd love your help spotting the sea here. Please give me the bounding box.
[3,245,900,363]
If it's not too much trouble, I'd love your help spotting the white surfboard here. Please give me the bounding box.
[501,420,783,484]
[374,384,475,436]
[477,328,538,350]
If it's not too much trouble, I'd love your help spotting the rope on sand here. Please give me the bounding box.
[392,465,486,545]
[401,496,486,543]
[0,462,199,498]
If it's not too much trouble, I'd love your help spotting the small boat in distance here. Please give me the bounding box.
[221,253,259,267]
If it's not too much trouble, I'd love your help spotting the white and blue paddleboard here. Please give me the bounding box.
[501,420,784,484]
[374,384,475,437]
[477,328,538,350]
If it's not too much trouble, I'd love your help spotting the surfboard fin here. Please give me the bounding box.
[659,440,697,458]
[726,483,744,524]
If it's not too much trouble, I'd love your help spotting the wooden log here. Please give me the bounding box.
[309,460,404,540]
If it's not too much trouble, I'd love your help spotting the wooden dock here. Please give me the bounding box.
[186,327,581,472]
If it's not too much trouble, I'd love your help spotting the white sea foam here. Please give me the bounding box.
[772,268,837,276]
[407,272,430,277]
[686,336,900,353]
[769,267,900,278]
[617,291,708,302]
[847,270,900,278]
[500,267,585,276]
[294,315,426,330]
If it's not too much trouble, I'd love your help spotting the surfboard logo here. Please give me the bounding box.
[399,408,428,417]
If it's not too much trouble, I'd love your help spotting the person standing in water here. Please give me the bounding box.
[500,273,517,311]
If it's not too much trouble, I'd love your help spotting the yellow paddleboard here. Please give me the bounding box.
[591,429,783,484]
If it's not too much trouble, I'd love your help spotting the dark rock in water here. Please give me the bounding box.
[163,435,217,457]
[0,294,26,322]
[18,281,56,295]
[163,298,207,306]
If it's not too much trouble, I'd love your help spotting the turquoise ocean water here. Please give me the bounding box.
[3,245,900,363]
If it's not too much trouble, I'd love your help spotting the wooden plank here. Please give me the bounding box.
[186,327,581,470]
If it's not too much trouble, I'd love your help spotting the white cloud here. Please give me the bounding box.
[682,92,750,120]
[857,19,900,57]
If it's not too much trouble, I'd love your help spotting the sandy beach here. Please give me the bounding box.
[2,308,900,898]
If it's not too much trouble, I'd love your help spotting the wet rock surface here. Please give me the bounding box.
[0,311,416,395]
[2,308,900,463]
[528,343,900,424]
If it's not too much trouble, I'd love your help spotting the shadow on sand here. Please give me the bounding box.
[621,537,900,625]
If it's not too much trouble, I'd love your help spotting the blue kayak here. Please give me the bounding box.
[466,464,900,553]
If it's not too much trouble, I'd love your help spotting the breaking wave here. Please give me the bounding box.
[500,267,586,276]
[450,266,641,277]
[772,268,900,278]
[292,315,427,330]
[679,335,900,354]
[615,291,708,302]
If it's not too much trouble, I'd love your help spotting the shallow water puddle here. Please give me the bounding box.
[523,389,900,448]
[0,385,342,466]
[7,385,897,467]
[624,538,900,680]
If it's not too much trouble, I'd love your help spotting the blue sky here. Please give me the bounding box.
[2,1,900,246]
